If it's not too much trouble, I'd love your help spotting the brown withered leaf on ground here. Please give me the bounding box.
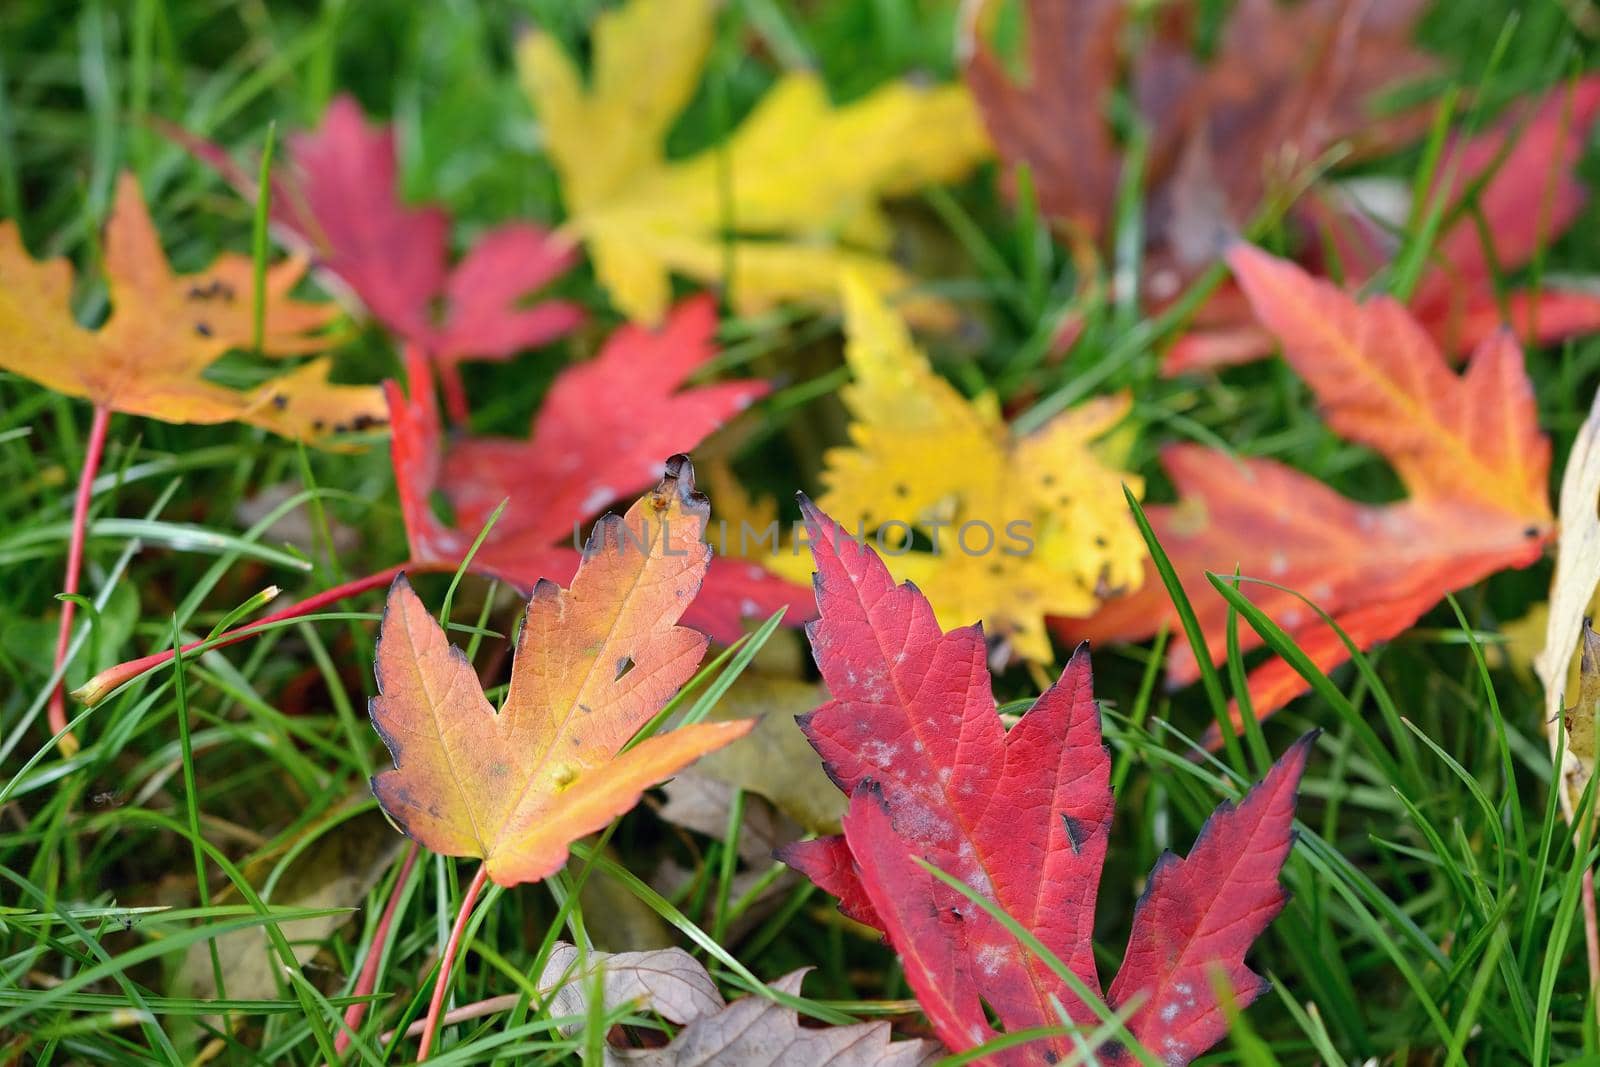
[538,943,725,1036]
[433,940,940,1064]
[389,942,721,1043]
[651,674,838,931]
[658,776,796,863]
[613,969,940,1067]
[673,674,845,835]
[654,776,801,930]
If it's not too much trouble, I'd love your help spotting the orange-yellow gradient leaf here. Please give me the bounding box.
[0,173,384,443]
[1064,246,1552,735]
[369,456,753,887]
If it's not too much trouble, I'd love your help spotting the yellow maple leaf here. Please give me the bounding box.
[517,0,990,327]
[0,173,384,442]
[781,274,1146,664]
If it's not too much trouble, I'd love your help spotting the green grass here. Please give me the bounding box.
[3,0,1600,1063]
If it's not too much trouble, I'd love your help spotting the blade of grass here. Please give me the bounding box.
[1127,490,1230,731]
[1203,573,1402,783]
[170,618,228,1013]
[249,120,275,354]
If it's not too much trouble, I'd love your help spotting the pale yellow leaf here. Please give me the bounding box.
[1536,386,1600,822]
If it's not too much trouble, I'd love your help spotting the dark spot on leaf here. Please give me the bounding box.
[614,656,634,681]
[1061,813,1084,854]
[270,394,288,411]
[1525,525,1541,538]
[186,279,236,303]
[194,321,213,337]
[579,703,593,715]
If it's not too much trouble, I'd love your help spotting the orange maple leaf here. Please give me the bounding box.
[1061,245,1552,737]
[0,172,384,441]
[369,456,753,887]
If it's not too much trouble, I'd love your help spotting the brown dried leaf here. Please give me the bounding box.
[613,970,940,1067]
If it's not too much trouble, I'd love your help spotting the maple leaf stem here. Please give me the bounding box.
[1584,866,1600,1020]
[438,358,471,427]
[385,993,523,1043]
[417,862,490,1061]
[73,561,415,706]
[47,403,112,756]
[334,842,421,1058]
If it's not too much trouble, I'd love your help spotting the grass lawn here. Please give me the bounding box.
[3,0,1600,1063]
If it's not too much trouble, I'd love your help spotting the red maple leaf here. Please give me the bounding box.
[177,95,583,422]
[967,0,1435,287]
[1167,76,1600,374]
[779,499,1311,1065]
[388,295,814,643]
